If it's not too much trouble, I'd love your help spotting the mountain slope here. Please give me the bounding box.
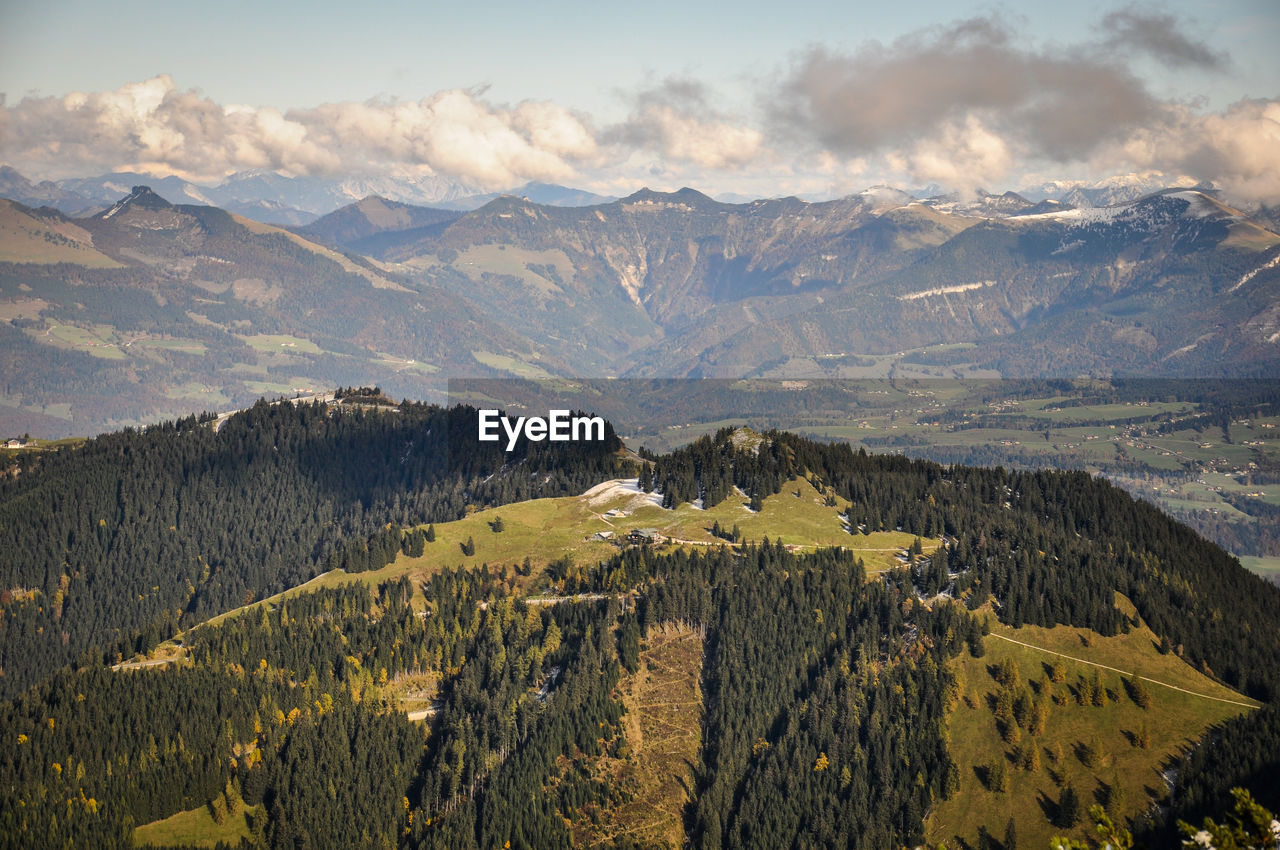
[0,187,552,433]
[0,199,122,267]
[3,419,1279,848]
[295,195,462,250]
[665,190,1280,378]
[372,186,1279,382]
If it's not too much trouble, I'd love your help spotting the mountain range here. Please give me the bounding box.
[0,166,1198,225]
[289,181,1280,380]
[2,176,1279,436]
[0,166,616,225]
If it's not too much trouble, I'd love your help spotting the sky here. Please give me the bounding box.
[1,0,1278,202]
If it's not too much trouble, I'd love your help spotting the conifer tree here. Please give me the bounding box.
[1057,783,1082,827]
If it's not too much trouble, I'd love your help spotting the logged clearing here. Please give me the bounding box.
[568,623,703,848]
[928,597,1258,849]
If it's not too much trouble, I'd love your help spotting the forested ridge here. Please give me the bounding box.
[647,428,1280,701]
[0,397,622,700]
[2,545,974,849]
[2,414,1280,847]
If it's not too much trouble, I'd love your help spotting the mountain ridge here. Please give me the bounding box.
[2,409,1278,847]
[0,166,620,223]
[2,182,1279,435]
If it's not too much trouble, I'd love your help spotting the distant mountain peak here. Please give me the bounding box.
[621,186,719,208]
[672,186,715,201]
[853,185,916,212]
[353,195,396,210]
[98,185,174,220]
[919,189,1036,217]
[0,165,83,209]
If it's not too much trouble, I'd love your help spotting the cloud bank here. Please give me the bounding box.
[1,7,1277,202]
[1,76,601,186]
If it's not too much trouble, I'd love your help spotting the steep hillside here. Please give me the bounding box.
[295,195,461,250]
[0,199,121,268]
[0,188,548,433]
[930,606,1257,849]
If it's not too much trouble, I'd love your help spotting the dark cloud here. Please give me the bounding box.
[1098,7,1229,70]
[759,9,1280,199]
[769,15,1165,162]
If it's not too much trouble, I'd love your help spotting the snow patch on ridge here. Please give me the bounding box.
[1230,253,1280,293]
[583,478,663,510]
[899,281,995,301]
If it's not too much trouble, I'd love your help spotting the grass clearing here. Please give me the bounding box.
[470,349,554,379]
[241,380,300,396]
[1239,555,1280,579]
[0,201,123,267]
[452,244,576,296]
[1017,401,1193,424]
[375,353,439,375]
[163,383,230,407]
[182,474,937,642]
[134,802,262,847]
[928,598,1256,850]
[41,323,126,359]
[1124,443,1186,472]
[0,397,74,422]
[1220,220,1280,251]
[130,337,208,355]
[0,297,50,321]
[400,475,932,580]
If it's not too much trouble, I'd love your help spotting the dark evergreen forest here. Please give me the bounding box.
[2,408,1279,847]
[0,398,621,701]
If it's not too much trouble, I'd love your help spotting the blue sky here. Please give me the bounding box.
[2,1,1278,200]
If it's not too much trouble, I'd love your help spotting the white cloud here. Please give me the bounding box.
[623,103,763,170]
[606,78,766,172]
[885,115,1014,193]
[1103,98,1280,203]
[0,76,599,187]
[759,11,1280,201]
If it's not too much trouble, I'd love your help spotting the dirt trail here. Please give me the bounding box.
[991,633,1259,709]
